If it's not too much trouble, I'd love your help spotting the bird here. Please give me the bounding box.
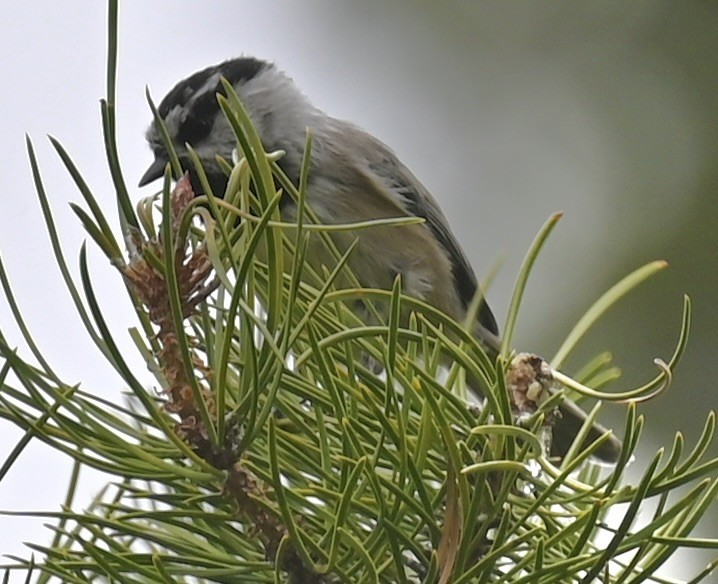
[139,57,621,463]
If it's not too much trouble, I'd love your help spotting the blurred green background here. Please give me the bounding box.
[312,0,718,489]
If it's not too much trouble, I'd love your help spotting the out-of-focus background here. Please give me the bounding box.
[1,1,716,579]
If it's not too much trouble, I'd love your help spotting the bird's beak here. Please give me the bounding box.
[138,157,169,187]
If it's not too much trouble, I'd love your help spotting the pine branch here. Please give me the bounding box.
[0,1,716,582]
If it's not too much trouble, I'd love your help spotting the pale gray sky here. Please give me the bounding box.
[1,2,716,580]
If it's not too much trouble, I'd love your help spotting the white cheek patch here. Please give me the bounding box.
[190,116,237,161]
[146,106,186,153]
[164,106,186,138]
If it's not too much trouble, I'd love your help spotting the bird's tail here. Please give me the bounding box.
[471,322,622,463]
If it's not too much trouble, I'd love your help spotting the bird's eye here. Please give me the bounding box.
[176,89,223,145]
[177,114,213,146]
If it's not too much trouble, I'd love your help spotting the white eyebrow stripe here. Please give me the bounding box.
[189,71,222,105]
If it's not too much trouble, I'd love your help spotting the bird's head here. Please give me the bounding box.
[140,56,309,195]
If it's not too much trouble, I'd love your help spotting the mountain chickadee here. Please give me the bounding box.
[140,57,621,463]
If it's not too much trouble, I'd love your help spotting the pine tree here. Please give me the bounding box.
[1,2,716,582]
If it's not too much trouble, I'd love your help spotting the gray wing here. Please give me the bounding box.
[366,144,499,336]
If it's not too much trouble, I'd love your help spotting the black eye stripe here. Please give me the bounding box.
[158,58,268,118]
[177,90,221,144]
[156,57,269,147]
